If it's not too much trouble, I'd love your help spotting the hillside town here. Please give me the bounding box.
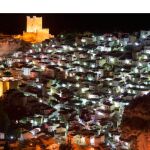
[0,16,149,150]
[0,29,149,150]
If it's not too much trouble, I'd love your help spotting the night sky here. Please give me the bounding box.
[0,14,150,35]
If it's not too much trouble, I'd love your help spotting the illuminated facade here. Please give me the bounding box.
[0,80,19,97]
[14,16,54,43]
[26,16,43,33]
[0,81,10,97]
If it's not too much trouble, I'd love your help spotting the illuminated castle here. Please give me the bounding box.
[14,16,54,43]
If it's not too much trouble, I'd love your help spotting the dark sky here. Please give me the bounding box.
[0,14,150,35]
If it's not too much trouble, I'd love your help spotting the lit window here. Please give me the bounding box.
[90,137,95,145]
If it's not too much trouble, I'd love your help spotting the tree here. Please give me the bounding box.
[120,93,150,150]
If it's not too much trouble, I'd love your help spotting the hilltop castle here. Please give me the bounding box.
[14,16,54,43]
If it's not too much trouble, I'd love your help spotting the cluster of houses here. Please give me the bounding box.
[0,30,149,149]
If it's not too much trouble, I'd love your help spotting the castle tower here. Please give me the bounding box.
[27,16,42,33]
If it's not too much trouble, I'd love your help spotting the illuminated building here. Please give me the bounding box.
[14,16,54,43]
[3,81,10,93]
[0,80,20,97]
[0,81,3,97]
[22,67,32,76]
[0,81,10,97]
